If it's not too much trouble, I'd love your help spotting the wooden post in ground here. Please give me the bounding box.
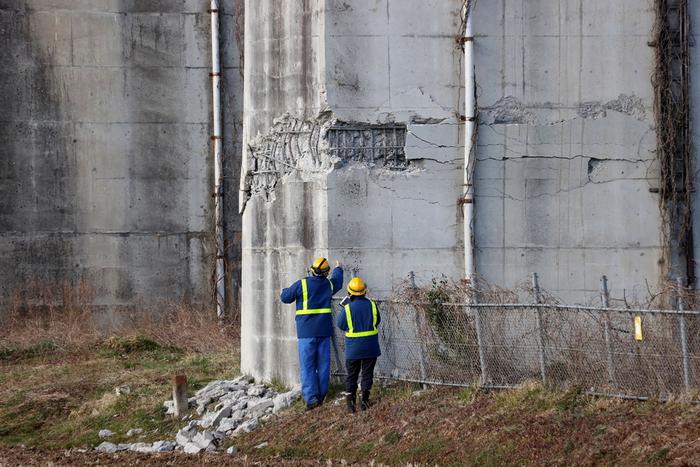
[173,374,188,417]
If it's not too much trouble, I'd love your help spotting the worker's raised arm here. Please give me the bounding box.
[329,261,343,295]
[280,280,300,304]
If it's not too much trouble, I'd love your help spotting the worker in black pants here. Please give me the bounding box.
[336,277,381,413]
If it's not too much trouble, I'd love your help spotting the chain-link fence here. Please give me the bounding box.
[330,283,700,400]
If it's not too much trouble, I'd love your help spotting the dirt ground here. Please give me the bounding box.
[237,383,700,466]
[0,446,325,466]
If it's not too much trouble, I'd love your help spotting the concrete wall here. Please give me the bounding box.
[240,0,329,384]
[473,0,661,301]
[240,0,465,383]
[0,0,243,315]
[240,0,663,385]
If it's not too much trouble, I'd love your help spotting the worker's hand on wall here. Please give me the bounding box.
[335,260,342,268]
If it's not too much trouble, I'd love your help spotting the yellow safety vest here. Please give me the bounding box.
[295,278,333,315]
[343,300,378,337]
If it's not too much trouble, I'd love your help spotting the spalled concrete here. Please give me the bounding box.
[0,1,243,315]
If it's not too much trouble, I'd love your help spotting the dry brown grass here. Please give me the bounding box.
[1,280,238,354]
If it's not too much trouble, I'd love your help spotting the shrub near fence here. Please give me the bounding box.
[330,275,700,401]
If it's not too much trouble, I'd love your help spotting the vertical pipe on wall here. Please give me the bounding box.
[463,1,477,282]
[211,0,225,319]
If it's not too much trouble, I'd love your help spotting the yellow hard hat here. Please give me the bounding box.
[347,277,367,296]
[310,257,330,276]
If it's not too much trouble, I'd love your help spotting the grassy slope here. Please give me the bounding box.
[235,382,700,466]
[0,337,239,449]
[3,340,700,465]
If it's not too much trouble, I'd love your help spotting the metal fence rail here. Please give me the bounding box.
[330,281,700,400]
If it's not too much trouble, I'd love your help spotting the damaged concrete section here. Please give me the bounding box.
[579,94,647,121]
[247,114,334,199]
[244,115,409,203]
[480,96,536,125]
[328,123,407,169]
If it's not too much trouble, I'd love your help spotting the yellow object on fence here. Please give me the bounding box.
[634,315,643,341]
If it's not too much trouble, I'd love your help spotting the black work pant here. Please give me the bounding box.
[345,358,377,395]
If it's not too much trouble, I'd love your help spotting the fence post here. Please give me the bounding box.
[600,275,615,385]
[677,277,691,392]
[532,272,547,385]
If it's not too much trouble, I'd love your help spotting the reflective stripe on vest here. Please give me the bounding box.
[344,300,378,337]
[296,278,333,315]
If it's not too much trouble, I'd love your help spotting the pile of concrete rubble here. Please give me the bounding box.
[95,376,300,454]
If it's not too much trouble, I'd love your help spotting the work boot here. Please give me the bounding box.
[360,390,371,411]
[345,393,356,414]
[305,398,320,411]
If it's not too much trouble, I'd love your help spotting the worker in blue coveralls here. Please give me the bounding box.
[280,257,343,411]
[336,277,381,413]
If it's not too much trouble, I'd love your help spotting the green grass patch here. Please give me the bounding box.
[383,430,401,445]
[0,340,58,362]
[267,377,290,393]
[277,446,314,459]
[472,442,513,467]
[647,447,671,464]
[495,381,558,414]
[458,385,479,403]
[0,342,238,449]
[396,437,448,463]
[555,387,587,412]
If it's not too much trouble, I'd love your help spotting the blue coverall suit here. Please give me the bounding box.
[280,267,343,406]
[336,296,381,395]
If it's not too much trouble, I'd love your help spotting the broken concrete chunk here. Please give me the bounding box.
[126,428,143,437]
[98,429,114,438]
[226,446,238,455]
[232,417,258,436]
[175,421,198,447]
[198,406,231,429]
[247,385,267,397]
[95,442,118,453]
[150,440,177,452]
[247,399,274,418]
[129,443,153,453]
[114,385,131,396]
[183,442,203,454]
[255,442,269,449]
[163,400,176,415]
[273,389,302,413]
[218,417,240,434]
[191,430,215,450]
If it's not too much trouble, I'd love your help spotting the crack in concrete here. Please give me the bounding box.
[476,154,653,164]
[483,176,653,203]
